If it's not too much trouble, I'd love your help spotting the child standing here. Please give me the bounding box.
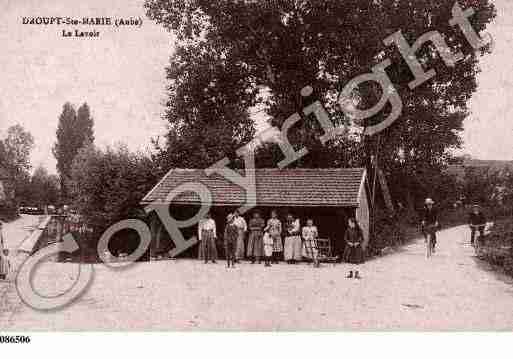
[224,213,238,268]
[267,210,282,263]
[343,217,365,279]
[263,227,274,267]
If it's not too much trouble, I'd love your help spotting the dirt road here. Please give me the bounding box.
[2,223,513,330]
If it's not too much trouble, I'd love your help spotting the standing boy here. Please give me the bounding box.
[224,213,238,268]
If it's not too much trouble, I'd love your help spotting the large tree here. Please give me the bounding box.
[76,102,95,144]
[0,140,6,166]
[2,124,35,177]
[154,40,257,169]
[145,0,495,207]
[53,102,95,200]
[70,144,158,233]
[13,166,60,207]
[30,166,60,207]
[1,124,35,202]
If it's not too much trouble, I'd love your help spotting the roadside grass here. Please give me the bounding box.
[477,219,513,277]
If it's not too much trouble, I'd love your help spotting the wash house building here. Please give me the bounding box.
[141,168,372,258]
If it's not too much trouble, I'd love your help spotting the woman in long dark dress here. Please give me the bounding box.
[247,211,265,264]
[343,217,364,279]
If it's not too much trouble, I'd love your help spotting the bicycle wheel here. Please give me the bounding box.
[426,235,432,258]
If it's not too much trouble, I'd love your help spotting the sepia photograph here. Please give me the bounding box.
[1,0,513,349]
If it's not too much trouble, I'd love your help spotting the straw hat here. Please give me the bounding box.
[425,198,434,205]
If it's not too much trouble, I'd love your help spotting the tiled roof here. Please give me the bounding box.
[142,168,365,207]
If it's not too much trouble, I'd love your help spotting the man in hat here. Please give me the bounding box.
[468,204,486,245]
[421,198,439,252]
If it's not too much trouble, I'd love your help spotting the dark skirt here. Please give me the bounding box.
[224,240,236,260]
[343,244,364,264]
[247,230,264,257]
[198,230,218,261]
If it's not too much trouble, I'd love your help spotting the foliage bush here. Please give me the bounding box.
[478,219,513,276]
[368,208,412,255]
[0,202,19,222]
[70,144,161,236]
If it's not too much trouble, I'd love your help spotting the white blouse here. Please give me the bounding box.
[198,218,217,241]
[287,219,300,235]
[233,216,247,232]
[302,225,318,240]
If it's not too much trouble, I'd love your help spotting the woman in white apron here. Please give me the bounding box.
[284,214,302,264]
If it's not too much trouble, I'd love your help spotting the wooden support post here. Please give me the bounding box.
[149,214,158,260]
[156,221,163,256]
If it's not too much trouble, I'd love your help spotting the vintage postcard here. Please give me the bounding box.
[1,0,512,342]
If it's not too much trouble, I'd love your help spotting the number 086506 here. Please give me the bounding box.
[0,335,31,344]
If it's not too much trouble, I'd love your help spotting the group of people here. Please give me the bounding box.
[197,209,366,278]
[421,197,488,253]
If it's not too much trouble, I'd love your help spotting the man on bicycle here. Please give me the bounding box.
[421,198,439,252]
[468,204,486,246]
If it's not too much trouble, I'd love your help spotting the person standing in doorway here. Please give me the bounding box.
[284,213,302,264]
[247,211,265,264]
[198,211,217,264]
[343,218,364,279]
[224,213,238,268]
[267,210,283,263]
[233,209,247,263]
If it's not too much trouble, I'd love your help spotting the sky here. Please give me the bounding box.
[0,0,512,175]
[0,0,173,173]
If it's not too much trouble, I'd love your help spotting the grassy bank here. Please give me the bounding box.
[476,219,513,276]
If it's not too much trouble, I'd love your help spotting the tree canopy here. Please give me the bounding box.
[53,102,95,200]
[2,124,35,178]
[145,0,496,208]
[0,124,35,215]
[70,144,159,232]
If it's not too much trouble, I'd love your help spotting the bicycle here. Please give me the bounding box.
[422,224,437,258]
[470,223,486,256]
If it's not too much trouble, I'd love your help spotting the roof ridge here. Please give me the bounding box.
[167,167,365,171]
[141,166,367,206]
